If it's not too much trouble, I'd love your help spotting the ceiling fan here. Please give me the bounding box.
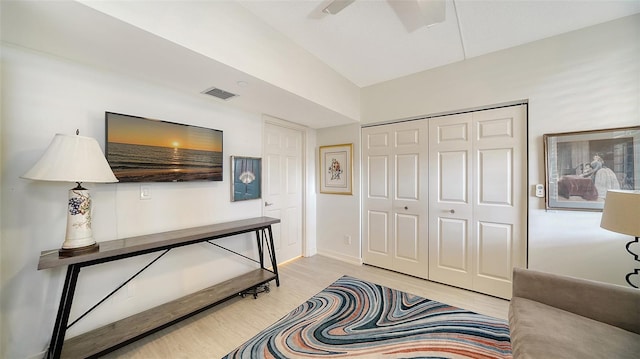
[322,0,446,32]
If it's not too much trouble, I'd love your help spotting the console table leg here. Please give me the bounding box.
[255,229,265,269]
[47,264,81,359]
[266,226,280,287]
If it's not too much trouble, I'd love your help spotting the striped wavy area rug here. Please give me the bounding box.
[223,276,512,358]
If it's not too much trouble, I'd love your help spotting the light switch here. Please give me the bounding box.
[140,185,152,200]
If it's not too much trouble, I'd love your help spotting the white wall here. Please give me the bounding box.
[78,0,361,122]
[316,124,361,264]
[357,14,640,284]
[0,45,274,358]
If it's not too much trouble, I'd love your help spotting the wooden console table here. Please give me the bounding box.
[38,216,280,359]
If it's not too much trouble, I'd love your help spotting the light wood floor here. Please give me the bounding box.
[102,255,509,358]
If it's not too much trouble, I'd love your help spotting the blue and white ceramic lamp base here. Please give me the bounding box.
[59,187,99,257]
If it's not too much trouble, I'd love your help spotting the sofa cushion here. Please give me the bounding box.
[512,267,640,334]
[509,297,640,359]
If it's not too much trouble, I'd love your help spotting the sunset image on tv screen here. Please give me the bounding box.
[106,112,223,182]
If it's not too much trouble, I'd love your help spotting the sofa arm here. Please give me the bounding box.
[512,268,640,334]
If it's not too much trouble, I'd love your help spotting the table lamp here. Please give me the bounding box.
[600,190,640,288]
[22,132,118,257]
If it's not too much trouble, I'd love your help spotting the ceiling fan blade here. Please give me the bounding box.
[418,0,446,26]
[322,0,356,15]
[388,0,446,32]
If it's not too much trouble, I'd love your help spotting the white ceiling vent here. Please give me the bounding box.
[202,87,238,100]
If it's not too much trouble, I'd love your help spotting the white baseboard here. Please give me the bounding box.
[316,250,363,266]
[26,350,46,359]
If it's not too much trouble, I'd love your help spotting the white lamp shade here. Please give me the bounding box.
[22,133,118,183]
[600,190,640,237]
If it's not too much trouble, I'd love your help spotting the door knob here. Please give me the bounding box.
[265,202,273,207]
[449,209,455,214]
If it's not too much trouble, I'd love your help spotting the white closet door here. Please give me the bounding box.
[429,105,527,299]
[472,105,527,298]
[362,125,393,269]
[428,113,474,289]
[362,121,428,279]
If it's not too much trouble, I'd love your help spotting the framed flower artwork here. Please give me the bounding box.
[319,143,353,195]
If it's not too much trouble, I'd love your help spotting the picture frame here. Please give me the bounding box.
[319,143,353,195]
[543,126,640,211]
[230,156,261,202]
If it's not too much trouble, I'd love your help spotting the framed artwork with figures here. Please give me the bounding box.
[543,126,640,211]
[319,143,353,195]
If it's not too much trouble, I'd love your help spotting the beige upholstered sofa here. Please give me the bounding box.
[509,268,640,358]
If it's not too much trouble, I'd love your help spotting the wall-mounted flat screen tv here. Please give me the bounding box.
[105,112,223,182]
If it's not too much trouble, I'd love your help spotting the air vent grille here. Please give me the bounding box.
[202,87,237,100]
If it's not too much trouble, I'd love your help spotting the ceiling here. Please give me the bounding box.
[2,1,639,129]
[239,0,640,87]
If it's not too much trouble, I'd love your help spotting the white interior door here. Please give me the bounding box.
[362,121,428,279]
[429,105,527,298]
[263,120,303,264]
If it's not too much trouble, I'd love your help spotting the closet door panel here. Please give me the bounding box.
[367,211,389,255]
[362,127,393,268]
[391,121,428,279]
[478,148,512,205]
[473,105,527,298]
[429,113,473,288]
[395,213,419,261]
[396,154,419,200]
[476,221,512,281]
[439,151,468,203]
[394,152,421,268]
[437,217,469,271]
[368,156,389,198]
[362,121,428,279]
